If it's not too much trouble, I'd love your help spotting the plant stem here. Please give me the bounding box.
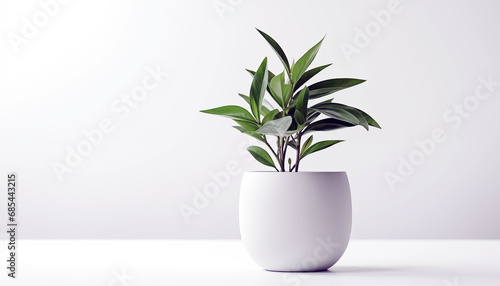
[263,136,278,158]
[263,136,281,171]
[295,132,302,172]
[283,136,289,166]
[280,137,286,171]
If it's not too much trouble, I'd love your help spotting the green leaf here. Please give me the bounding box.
[247,146,277,170]
[311,103,360,126]
[356,108,381,128]
[269,72,285,107]
[303,118,356,134]
[262,109,280,124]
[307,78,365,99]
[239,93,271,116]
[201,105,255,122]
[281,82,293,106]
[256,116,292,137]
[246,69,276,80]
[247,69,280,107]
[233,126,265,142]
[287,140,297,150]
[306,109,321,123]
[294,110,306,126]
[294,64,332,92]
[234,119,259,132]
[301,140,344,158]
[312,102,379,130]
[295,86,309,122]
[310,98,334,109]
[291,36,324,84]
[256,29,290,75]
[249,58,269,122]
[301,135,313,156]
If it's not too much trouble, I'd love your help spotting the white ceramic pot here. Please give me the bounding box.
[239,172,352,272]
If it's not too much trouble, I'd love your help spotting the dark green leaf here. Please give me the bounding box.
[312,102,379,130]
[294,110,305,125]
[310,98,334,109]
[201,105,255,122]
[291,36,324,84]
[311,104,360,126]
[294,64,332,92]
[249,58,269,122]
[295,86,309,121]
[356,108,381,128]
[306,109,321,123]
[303,118,356,134]
[301,140,344,158]
[301,135,313,156]
[307,78,365,99]
[247,146,277,170]
[256,29,290,75]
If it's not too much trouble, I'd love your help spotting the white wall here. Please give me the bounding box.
[1,0,499,239]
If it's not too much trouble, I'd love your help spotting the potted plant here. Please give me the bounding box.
[201,29,380,272]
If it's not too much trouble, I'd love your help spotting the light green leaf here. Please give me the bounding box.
[291,36,324,84]
[301,140,344,158]
[247,146,277,170]
[256,116,292,137]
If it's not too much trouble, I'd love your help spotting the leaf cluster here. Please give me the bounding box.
[201,29,380,171]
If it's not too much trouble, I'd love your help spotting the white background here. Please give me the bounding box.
[0,0,499,239]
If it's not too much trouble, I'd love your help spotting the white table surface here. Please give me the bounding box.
[0,240,499,285]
